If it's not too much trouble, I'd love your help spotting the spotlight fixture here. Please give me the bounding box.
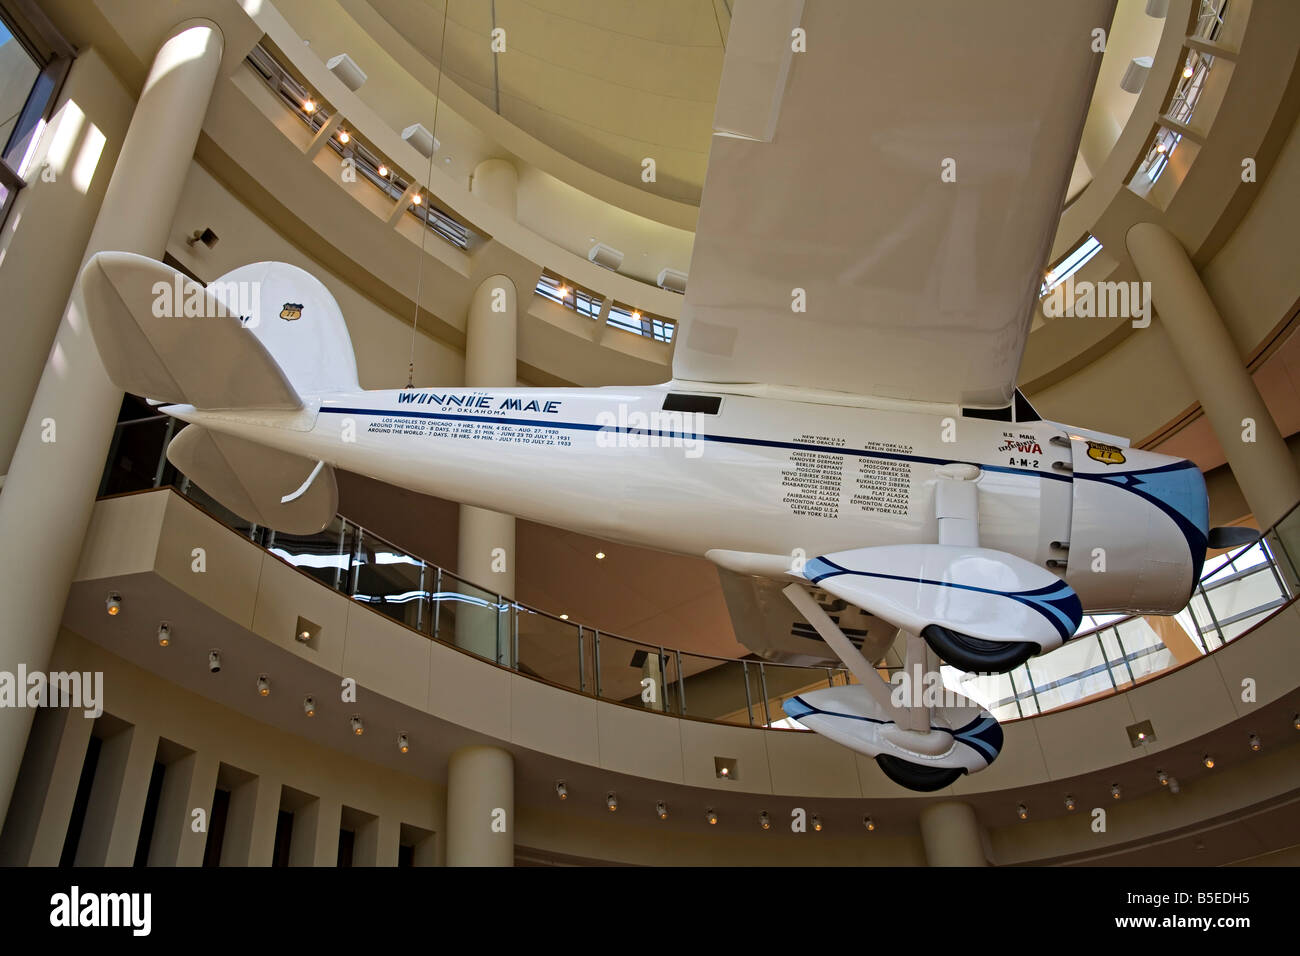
[759,811,771,830]
[411,192,423,206]
[303,696,316,717]
[256,675,271,697]
[1202,754,1215,769]
[1182,64,1194,78]
[156,622,171,647]
[812,815,823,832]
[1294,713,1300,730]
[1248,733,1261,752]
[632,310,642,321]
[1157,770,1169,786]
[397,732,409,754]
[719,766,729,777]
[557,285,570,298]
[555,780,567,800]
[106,592,122,616]
[208,649,221,674]
[302,98,317,113]
[655,801,668,820]
[606,791,617,812]
[705,808,718,826]
[186,227,219,249]
[350,715,364,736]
[1064,795,1077,812]
[863,815,876,831]
[559,614,569,620]
[338,130,351,145]
[1156,141,1167,153]
[1110,783,1122,800]
[595,552,605,560]
[1016,803,1029,821]
[377,164,389,177]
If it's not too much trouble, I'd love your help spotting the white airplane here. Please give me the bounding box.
[77,0,1251,792]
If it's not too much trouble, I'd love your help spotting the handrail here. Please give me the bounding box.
[98,413,1300,730]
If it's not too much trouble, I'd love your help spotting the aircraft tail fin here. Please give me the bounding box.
[79,252,360,410]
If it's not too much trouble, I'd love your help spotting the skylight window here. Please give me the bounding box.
[1040,235,1102,297]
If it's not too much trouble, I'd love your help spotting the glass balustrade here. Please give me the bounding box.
[99,412,1300,729]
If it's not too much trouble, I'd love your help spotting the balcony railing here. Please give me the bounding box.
[100,412,1298,730]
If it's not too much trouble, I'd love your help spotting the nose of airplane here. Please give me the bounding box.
[1065,442,1210,614]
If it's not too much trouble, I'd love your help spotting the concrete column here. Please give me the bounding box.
[1127,222,1300,528]
[0,19,225,827]
[289,795,341,867]
[919,800,989,866]
[456,159,519,658]
[0,702,93,865]
[148,750,219,866]
[456,271,519,660]
[75,724,159,866]
[221,775,280,866]
[446,745,513,866]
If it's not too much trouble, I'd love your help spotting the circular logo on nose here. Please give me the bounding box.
[1086,440,1126,465]
[280,302,303,321]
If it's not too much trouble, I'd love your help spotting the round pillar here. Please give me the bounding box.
[1127,221,1300,528]
[445,745,514,866]
[919,801,989,866]
[0,20,225,825]
[470,157,518,219]
[456,271,518,658]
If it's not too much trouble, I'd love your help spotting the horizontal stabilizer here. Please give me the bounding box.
[78,252,302,411]
[802,544,1082,655]
[167,425,336,535]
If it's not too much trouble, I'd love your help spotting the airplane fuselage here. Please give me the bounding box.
[168,383,1208,617]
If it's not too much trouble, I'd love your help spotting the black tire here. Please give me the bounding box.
[876,753,965,793]
[922,624,1038,674]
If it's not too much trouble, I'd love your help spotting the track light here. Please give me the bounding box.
[156,622,171,647]
[1157,770,1169,786]
[759,811,770,830]
[863,815,875,831]
[655,801,667,820]
[705,808,718,825]
[556,780,567,800]
[1064,795,1077,812]
[106,592,122,616]
[1202,754,1215,769]
[397,732,409,754]
[1248,733,1261,752]
[208,649,221,674]
[812,815,823,832]
[256,675,270,697]
[303,696,316,717]
[606,791,617,812]
[350,715,364,736]
[1110,783,1122,800]
[1016,803,1029,820]
[338,130,351,144]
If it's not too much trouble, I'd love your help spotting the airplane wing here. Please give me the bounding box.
[674,0,1115,409]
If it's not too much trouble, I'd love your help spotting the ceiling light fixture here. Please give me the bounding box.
[351,715,364,736]
[1202,754,1215,769]
[759,811,770,830]
[1016,803,1029,820]
[303,696,316,717]
[1110,783,1122,800]
[256,675,270,697]
[595,552,605,560]
[706,808,718,825]
[606,791,617,812]
[863,815,876,831]
[397,733,410,754]
[411,192,423,206]
[377,164,389,177]
[1248,733,1261,752]
[555,781,567,800]
[1064,795,1076,812]
[655,800,668,820]
[812,815,823,832]
[106,592,122,616]
[302,98,317,114]
[156,622,171,647]
[1157,770,1169,786]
